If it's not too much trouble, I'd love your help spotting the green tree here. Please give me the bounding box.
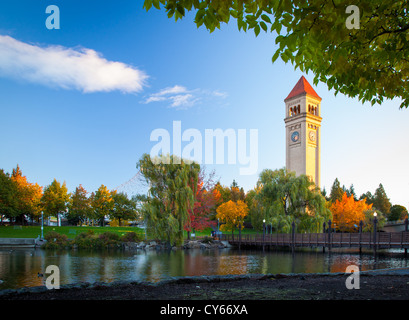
[359,191,374,205]
[388,204,408,221]
[67,185,91,225]
[41,179,69,221]
[346,184,357,201]
[329,178,344,203]
[144,0,409,108]
[111,192,138,226]
[137,153,200,246]
[373,183,392,215]
[0,169,19,222]
[245,186,264,231]
[90,185,114,226]
[256,168,330,233]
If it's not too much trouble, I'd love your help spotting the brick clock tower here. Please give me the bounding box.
[284,76,322,188]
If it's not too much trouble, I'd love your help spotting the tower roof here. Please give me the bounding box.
[285,76,321,101]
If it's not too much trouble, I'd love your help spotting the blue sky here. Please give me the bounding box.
[0,0,408,208]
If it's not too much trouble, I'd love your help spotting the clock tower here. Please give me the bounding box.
[284,76,322,187]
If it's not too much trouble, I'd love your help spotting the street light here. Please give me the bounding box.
[262,219,266,242]
[373,212,378,254]
[40,211,44,240]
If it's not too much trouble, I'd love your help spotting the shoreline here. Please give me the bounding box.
[2,268,409,300]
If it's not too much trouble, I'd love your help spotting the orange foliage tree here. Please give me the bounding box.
[216,200,248,233]
[330,192,373,232]
[11,165,43,223]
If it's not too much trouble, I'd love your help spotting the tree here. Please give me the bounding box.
[67,185,91,225]
[388,205,408,221]
[216,200,249,234]
[187,169,220,236]
[137,153,200,246]
[0,169,19,222]
[330,192,373,232]
[111,192,138,226]
[359,191,374,205]
[256,168,330,233]
[346,184,357,201]
[329,178,344,203]
[11,165,43,224]
[372,183,392,215]
[41,179,69,221]
[245,186,264,231]
[144,0,409,108]
[90,185,115,226]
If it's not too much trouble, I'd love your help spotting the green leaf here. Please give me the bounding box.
[260,21,268,32]
[261,14,271,24]
[254,24,260,37]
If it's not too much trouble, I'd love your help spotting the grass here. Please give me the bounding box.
[0,225,145,239]
[0,225,260,240]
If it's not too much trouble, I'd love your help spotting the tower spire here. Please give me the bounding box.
[285,76,321,102]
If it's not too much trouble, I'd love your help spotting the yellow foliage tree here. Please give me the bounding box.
[330,192,373,232]
[216,200,248,232]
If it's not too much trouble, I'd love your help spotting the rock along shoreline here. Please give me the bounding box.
[2,268,409,300]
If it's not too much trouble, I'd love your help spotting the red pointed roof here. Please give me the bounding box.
[284,76,321,101]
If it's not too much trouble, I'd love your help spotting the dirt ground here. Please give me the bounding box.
[2,272,409,301]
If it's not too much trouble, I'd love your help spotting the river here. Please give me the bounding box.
[1,247,409,290]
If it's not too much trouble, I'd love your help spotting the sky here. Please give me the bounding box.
[0,0,408,208]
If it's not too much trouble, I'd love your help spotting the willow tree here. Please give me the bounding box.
[256,168,331,233]
[137,154,200,246]
[143,0,409,108]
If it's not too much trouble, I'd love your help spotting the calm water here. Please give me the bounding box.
[1,247,409,290]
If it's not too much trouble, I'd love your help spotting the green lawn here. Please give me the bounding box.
[0,225,260,240]
[0,225,145,239]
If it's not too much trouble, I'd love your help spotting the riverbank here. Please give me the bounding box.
[2,269,409,300]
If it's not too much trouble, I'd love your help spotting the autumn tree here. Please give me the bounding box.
[216,200,249,235]
[330,192,373,232]
[144,0,409,108]
[90,185,115,226]
[186,169,220,237]
[41,178,69,222]
[137,153,200,246]
[11,165,43,224]
[67,185,91,225]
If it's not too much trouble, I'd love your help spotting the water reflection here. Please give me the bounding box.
[1,248,408,290]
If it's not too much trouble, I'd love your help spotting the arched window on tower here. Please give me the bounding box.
[297,105,300,114]
[289,107,293,117]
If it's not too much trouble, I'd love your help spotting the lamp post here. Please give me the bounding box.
[40,211,44,240]
[262,219,266,251]
[373,212,378,255]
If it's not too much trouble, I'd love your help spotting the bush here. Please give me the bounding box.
[201,236,214,244]
[43,231,70,249]
[120,231,142,243]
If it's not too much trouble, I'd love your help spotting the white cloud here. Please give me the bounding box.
[143,85,228,109]
[0,35,148,93]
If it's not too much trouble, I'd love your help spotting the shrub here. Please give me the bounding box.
[43,231,70,249]
[201,236,214,244]
[120,231,142,243]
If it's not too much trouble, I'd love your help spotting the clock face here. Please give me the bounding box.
[291,131,299,142]
[309,130,316,142]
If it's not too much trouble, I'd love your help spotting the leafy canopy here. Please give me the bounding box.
[144,0,409,108]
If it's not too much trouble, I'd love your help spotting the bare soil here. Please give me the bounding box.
[2,273,409,300]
